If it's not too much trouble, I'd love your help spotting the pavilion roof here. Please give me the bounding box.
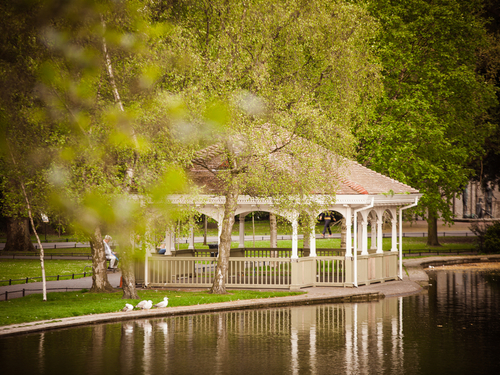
[189,141,419,196]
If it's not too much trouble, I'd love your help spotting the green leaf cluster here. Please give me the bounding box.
[356,0,498,225]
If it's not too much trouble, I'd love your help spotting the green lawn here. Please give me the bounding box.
[178,236,477,251]
[0,259,92,286]
[193,219,341,237]
[0,289,303,326]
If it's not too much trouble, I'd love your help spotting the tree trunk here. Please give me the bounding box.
[120,242,139,299]
[203,214,207,246]
[89,226,114,293]
[270,213,277,248]
[426,211,441,246]
[210,180,239,294]
[4,217,35,252]
[303,230,310,249]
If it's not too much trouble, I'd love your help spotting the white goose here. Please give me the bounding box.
[154,297,169,308]
[121,303,134,312]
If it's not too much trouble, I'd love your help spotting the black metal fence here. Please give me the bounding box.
[0,252,92,259]
[1,287,86,301]
[34,243,90,249]
[403,248,478,257]
[0,271,93,287]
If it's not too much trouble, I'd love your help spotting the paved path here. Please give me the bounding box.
[2,254,499,338]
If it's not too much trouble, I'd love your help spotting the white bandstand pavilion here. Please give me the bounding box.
[138,156,422,290]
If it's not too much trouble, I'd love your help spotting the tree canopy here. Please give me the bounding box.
[147,0,383,293]
[2,0,498,295]
[355,0,498,245]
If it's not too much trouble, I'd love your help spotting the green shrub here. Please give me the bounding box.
[483,221,500,254]
[471,220,500,254]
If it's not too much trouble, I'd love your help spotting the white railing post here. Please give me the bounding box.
[376,218,383,254]
[309,222,317,257]
[188,224,195,250]
[399,197,419,279]
[345,206,352,257]
[353,198,374,287]
[291,218,299,260]
[391,218,398,252]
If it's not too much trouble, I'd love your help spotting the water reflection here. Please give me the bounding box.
[1,268,500,375]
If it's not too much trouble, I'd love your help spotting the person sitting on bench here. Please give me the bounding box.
[103,235,118,269]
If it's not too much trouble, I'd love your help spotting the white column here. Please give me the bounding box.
[361,217,369,255]
[170,231,176,252]
[353,212,359,287]
[309,222,317,257]
[188,225,194,250]
[239,214,246,248]
[164,230,173,255]
[391,218,398,252]
[370,217,377,250]
[377,218,383,253]
[345,207,352,257]
[144,220,155,287]
[357,220,362,253]
[291,218,299,259]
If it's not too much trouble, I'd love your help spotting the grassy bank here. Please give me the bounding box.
[0,260,91,286]
[0,289,302,326]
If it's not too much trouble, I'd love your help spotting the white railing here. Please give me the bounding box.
[144,257,292,288]
[314,257,348,286]
[138,251,398,290]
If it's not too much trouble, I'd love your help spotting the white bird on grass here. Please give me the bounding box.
[122,303,133,312]
[135,300,153,310]
[154,297,169,308]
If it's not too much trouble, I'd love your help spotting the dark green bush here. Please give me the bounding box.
[483,221,500,254]
[471,220,500,254]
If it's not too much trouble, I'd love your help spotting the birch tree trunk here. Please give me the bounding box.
[27,213,47,301]
[101,16,139,297]
[120,241,139,299]
[89,226,114,293]
[9,150,47,300]
[210,180,239,294]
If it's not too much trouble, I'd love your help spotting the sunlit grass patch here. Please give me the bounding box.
[0,289,303,326]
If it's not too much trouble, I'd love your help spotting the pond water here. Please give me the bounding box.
[1,266,500,375]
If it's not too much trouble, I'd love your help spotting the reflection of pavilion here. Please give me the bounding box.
[137,154,421,290]
[112,300,405,374]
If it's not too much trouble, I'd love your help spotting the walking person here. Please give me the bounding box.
[319,211,335,238]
